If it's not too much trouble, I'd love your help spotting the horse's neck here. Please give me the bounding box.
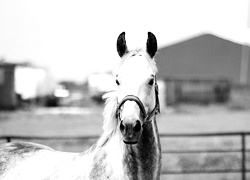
[136,118,161,180]
[102,117,161,180]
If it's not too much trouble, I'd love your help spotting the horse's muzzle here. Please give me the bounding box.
[119,120,142,144]
[116,95,145,145]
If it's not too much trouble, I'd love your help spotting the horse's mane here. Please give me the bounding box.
[96,49,158,147]
[96,90,118,147]
[102,91,119,133]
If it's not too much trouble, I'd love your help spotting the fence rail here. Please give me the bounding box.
[1,132,249,180]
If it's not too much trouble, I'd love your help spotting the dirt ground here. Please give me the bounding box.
[0,104,250,137]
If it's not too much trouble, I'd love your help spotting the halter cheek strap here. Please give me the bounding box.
[116,82,160,124]
[145,83,160,122]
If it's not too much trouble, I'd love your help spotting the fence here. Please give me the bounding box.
[160,132,250,180]
[1,132,249,180]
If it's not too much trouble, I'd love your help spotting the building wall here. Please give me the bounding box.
[156,34,245,84]
[0,64,16,109]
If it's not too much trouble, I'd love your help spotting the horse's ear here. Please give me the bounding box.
[146,32,158,58]
[117,32,128,58]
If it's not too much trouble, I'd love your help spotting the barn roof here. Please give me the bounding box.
[156,34,250,85]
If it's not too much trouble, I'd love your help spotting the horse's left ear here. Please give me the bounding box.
[146,32,158,58]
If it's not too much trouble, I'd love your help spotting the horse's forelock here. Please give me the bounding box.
[117,49,158,74]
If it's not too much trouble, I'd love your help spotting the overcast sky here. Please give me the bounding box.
[0,0,249,82]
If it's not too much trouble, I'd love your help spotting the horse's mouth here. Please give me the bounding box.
[123,140,138,145]
[122,134,140,145]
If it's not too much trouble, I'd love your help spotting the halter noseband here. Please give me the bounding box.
[116,82,160,124]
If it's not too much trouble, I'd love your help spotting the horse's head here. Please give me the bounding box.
[115,32,160,145]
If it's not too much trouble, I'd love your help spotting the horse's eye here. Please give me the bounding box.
[148,78,154,86]
[116,79,120,86]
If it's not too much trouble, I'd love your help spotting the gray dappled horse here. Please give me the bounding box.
[0,32,162,180]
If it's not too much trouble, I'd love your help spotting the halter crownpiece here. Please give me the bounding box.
[116,81,160,124]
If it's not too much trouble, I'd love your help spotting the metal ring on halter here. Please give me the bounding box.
[116,83,160,124]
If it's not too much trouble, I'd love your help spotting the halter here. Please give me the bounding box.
[116,81,160,124]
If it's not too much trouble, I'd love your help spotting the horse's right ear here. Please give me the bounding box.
[117,32,128,58]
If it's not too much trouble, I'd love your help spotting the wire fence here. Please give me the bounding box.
[1,132,249,180]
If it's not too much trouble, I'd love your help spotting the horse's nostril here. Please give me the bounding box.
[120,120,125,134]
[133,120,141,133]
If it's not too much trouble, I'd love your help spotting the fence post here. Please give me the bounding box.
[7,136,11,143]
[241,133,246,180]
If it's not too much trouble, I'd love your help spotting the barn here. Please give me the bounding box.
[156,33,250,106]
[0,62,57,109]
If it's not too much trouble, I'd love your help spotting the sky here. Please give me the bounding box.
[0,0,249,82]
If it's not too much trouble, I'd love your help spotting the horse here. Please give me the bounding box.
[0,32,162,180]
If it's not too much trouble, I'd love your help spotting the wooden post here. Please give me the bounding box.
[241,133,246,180]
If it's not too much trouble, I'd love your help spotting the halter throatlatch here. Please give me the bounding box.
[116,82,160,124]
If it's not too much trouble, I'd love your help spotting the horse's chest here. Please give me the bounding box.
[89,147,130,180]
